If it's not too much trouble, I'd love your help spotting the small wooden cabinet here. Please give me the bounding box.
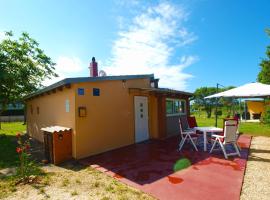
[42,126,72,165]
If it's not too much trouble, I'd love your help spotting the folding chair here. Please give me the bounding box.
[187,116,198,128]
[224,117,241,150]
[210,120,241,159]
[178,116,199,151]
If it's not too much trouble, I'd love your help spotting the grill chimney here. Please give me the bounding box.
[89,57,98,77]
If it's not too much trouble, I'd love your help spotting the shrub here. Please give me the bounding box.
[15,133,42,182]
[262,104,270,125]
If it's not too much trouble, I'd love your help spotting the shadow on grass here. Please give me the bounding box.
[0,134,18,169]
[57,160,87,171]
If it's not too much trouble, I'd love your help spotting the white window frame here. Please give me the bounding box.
[166,98,187,117]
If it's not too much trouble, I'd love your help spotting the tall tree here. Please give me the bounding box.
[258,29,270,84]
[192,87,217,118]
[0,31,57,128]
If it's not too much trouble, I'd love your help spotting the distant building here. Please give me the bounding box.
[246,100,266,120]
[0,103,24,122]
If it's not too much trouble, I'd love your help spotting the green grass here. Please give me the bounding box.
[0,122,26,169]
[195,116,270,137]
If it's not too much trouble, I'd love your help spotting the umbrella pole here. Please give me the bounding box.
[215,83,218,127]
[244,100,247,122]
[239,98,242,123]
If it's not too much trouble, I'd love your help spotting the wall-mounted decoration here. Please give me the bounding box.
[78,88,84,96]
[78,106,87,117]
[93,88,100,96]
[65,99,70,113]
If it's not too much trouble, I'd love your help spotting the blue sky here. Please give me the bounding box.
[0,0,270,92]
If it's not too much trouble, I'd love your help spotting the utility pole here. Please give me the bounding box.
[215,83,225,127]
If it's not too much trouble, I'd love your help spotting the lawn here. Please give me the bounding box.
[0,122,26,169]
[195,116,270,137]
[0,122,154,199]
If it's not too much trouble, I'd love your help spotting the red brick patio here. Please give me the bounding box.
[80,135,251,200]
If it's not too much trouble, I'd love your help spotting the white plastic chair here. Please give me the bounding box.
[178,117,198,151]
[210,120,241,159]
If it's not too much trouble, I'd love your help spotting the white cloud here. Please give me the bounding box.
[43,56,84,86]
[104,2,198,90]
[55,56,83,73]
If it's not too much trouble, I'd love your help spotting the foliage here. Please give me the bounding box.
[215,110,222,116]
[0,31,57,128]
[16,133,31,178]
[262,100,270,125]
[192,86,238,118]
[0,122,26,169]
[15,132,44,186]
[258,29,270,84]
[192,87,217,118]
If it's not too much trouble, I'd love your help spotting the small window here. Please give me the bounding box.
[166,99,186,116]
[93,88,100,96]
[78,88,84,96]
[65,99,70,113]
[37,106,39,115]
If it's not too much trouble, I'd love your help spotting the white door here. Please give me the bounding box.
[134,96,149,143]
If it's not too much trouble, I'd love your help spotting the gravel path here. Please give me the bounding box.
[241,136,270,200]
[3,163,154,200]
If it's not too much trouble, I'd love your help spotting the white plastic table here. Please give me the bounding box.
[193,127,223,151]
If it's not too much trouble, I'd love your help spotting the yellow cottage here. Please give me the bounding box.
[25,68,192,160]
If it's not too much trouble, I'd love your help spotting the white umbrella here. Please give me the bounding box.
[205,82,270,99]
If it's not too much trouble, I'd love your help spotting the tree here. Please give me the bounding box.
[192,87,217,118]
[192,86,236,118]
[257,29,270,84]
[219,86,237,117]
[0,31,57,129]
[257,29,270,124]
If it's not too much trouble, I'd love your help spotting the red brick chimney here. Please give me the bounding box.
[89,57,98,77]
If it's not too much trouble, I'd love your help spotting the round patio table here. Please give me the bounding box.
[193,127,223,151]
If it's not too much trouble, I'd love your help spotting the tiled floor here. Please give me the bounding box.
[80,135,251,200]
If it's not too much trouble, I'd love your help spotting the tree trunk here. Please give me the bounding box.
[23,103,27,125]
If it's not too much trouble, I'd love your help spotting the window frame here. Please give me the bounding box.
[77,88,85,96]
[166,98,186,117]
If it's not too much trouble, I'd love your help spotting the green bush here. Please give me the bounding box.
[262,105,270,125]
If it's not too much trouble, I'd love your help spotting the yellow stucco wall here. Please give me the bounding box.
[247,101,265,117]
[26,77,162,160]
[148,95,159,139]
[73,78,159,159]
[26,87,77,157]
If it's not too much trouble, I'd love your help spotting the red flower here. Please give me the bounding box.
[16,133,21,138]
[25,144,30,150]
[16,147,22,154]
